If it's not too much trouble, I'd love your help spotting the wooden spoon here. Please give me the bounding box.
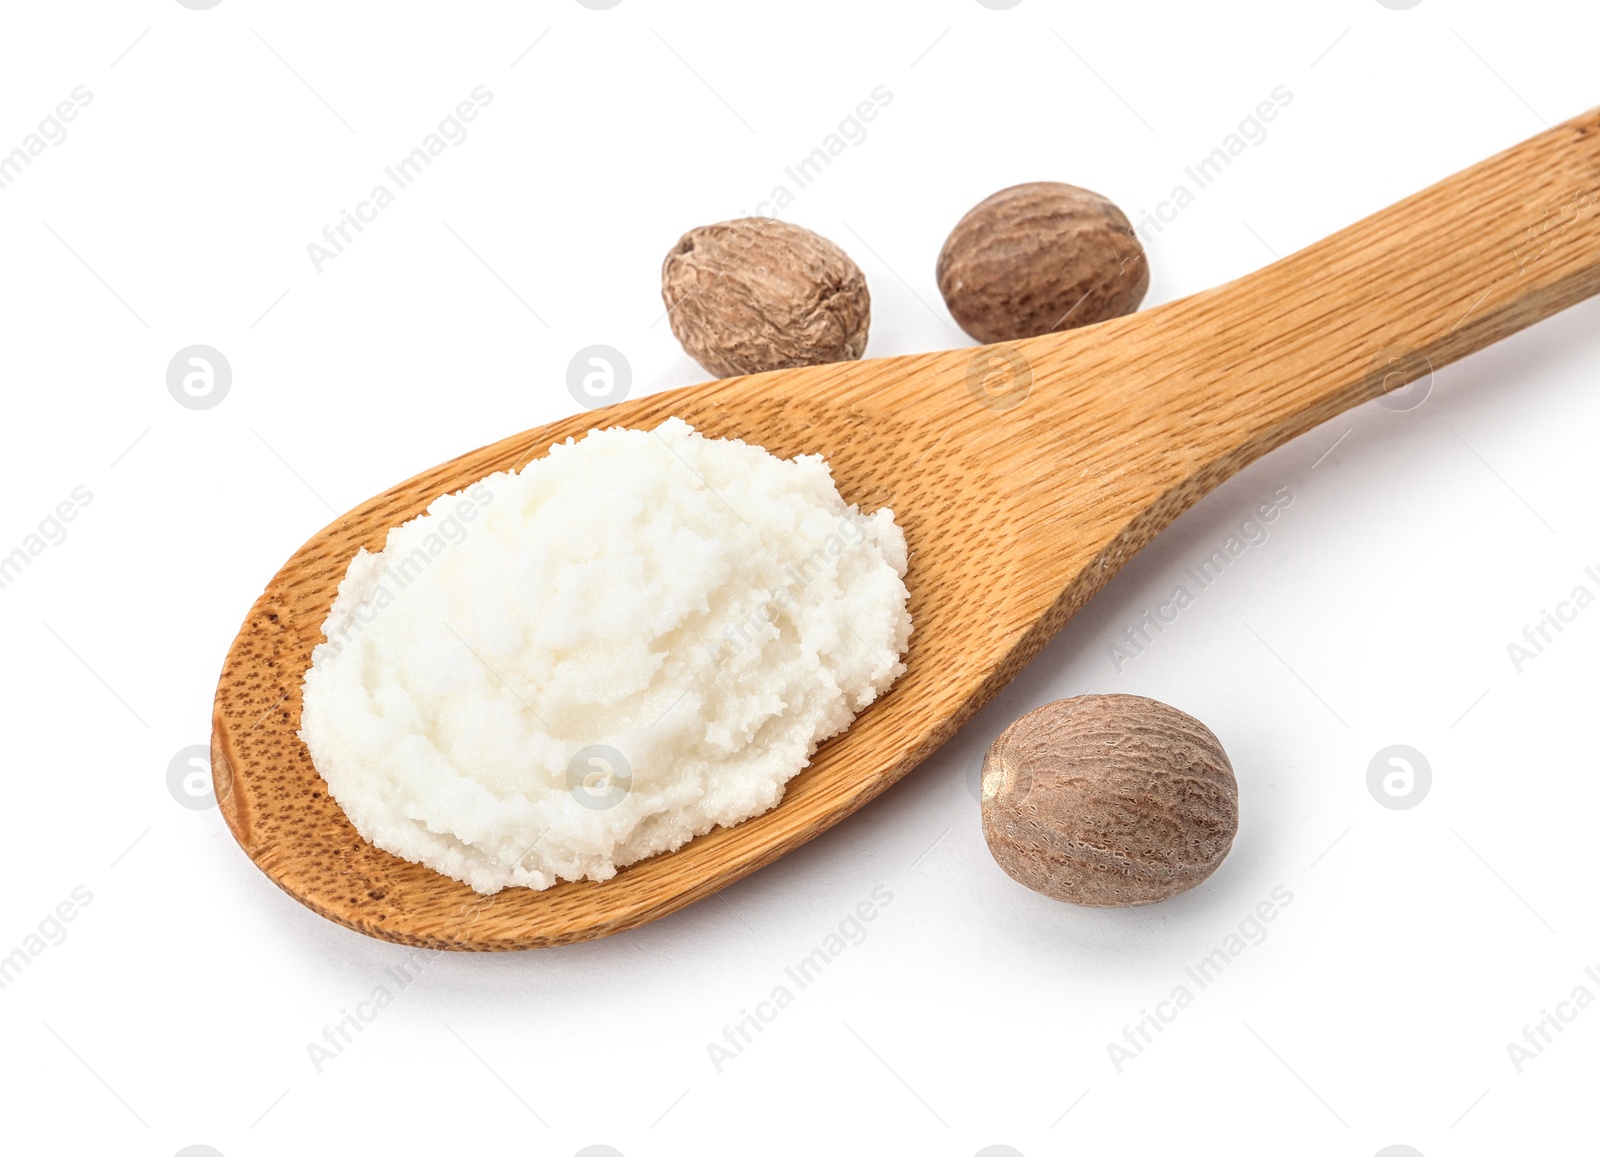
[213,109,1600,950]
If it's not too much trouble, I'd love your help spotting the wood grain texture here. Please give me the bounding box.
[213,109,1600,949]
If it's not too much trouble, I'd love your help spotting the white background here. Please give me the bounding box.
[1,1,1596,1155]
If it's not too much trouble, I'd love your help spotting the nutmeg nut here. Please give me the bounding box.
[661,218,871,377]
[936,182,1148,343]
[980,694,1237,907]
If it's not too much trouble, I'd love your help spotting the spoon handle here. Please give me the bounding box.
[1015,106,1600,553]
[1227,106,1599,425]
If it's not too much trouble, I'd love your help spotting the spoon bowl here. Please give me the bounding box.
[213,109,1600,948]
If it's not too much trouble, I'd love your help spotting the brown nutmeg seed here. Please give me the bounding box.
[936,181,1148,343]
[661,218,871,377]
[980,694,1238,907]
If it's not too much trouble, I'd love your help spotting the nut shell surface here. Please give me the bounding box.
[662,218,871,377]
[981,694,1238,907]
[937,182,1148,343]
